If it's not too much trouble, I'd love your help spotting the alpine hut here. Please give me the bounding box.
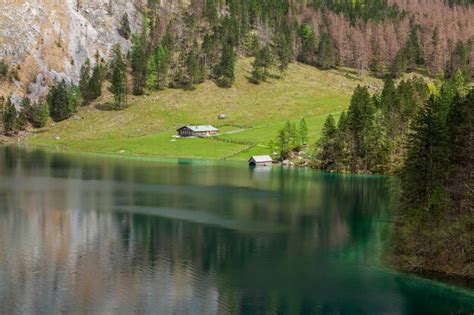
[248,155,273,167]
[177,125,219,137]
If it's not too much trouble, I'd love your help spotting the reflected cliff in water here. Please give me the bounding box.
[0,146,473,314]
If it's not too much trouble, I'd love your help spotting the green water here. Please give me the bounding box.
[0,146,473,314]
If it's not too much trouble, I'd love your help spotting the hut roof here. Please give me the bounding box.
[177,125,219,132]
[249,155,273,163]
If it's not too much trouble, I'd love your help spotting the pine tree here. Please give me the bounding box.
[298,24,316,65]
[405,25,423,70]
[347,85,376,165]
[249,45,274,84]
[299,117,309,146]
[3,98,16,135]
[131,35,147,95]
[79,59,91,105]
[110,44,128,109]
[446,40,468,79]
[89,64,102,101]
[148,45,170,90]
[316,33,337,69]
[317,115,338,168]
[276,32,291,76]
[216,41,235,88]
[401,95,448,210]
[26,101,49,128]
[120,13,131,40]
[48,80,71,122]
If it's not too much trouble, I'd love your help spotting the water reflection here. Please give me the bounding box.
[0,146,473,314]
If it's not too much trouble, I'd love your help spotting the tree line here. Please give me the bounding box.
[312,72,473,276]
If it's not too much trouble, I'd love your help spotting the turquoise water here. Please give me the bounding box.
[0,146,473,314]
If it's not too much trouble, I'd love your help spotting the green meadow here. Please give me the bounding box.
[28,59,380,160]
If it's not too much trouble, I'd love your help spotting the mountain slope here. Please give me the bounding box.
[28,58,381,160]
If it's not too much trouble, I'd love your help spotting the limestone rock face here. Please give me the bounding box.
[0,0,153,100]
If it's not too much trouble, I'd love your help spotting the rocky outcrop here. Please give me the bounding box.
[0,0,147,102]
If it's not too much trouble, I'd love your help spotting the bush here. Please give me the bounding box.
[2,99,17,135]
[0,60,8,77]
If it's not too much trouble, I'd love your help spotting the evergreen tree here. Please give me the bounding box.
[316,33,337,69]
[48,80,71,122]
[79,59,91,105]
[446,40,468,79]
[119,13,131,40]
[276,32,291,76]
[185,42,202,89]
[401,95,448,210]
[347,85,376,166]
[110,44,128,109]
[405,25,423,70]
[249,45,274,84]
[317,115,338,168]
[131,35,147,95]
[298,24,316,65]
[216,41,235,88]
[89,64,102,101]
[26,101,49,128]
[3,98,16,135]
[299,117,309,145]
[147,44,170,90]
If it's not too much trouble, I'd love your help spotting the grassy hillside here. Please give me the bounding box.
[28,59,381,160]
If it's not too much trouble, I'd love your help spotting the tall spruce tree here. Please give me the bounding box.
[131,35,147,95]
[347,85,376,166]
[89,64,102,101]
[79,59,91,105]
[3,98,16,135]
[316,33,337,69]
[119,13,131,40]
[110,44,128,109]
[250,45,274,84]
[216,41,235,88]
[48,80,72,122]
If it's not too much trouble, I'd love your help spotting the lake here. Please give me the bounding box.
[0,146,473,314]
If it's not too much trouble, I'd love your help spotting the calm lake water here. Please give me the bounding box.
[0,146,473,314]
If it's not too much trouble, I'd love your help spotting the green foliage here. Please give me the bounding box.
[3,98,17,135]
[298,24,316,65]
[249,45,274,84]
[147,45,171,90]
[215,41,236,88]
[79,59,91,105]
[89,64,102,101]
[299,117,309,145]
[131,35,147,95]
[316,33,337,69]
[48,80,78,122]
[0,59,8,77]
[272,119,308,161]
[391,25,423,77]
[446,40,470,79]
[110,44,128,109]
[26,101,49,128]
[275,31,292,75]
[393,82,474,276]
[119,13,131,40]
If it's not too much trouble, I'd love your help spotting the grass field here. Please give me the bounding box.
[27,58,381,160]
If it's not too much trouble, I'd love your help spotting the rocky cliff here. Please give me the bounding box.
[0,0,149,102]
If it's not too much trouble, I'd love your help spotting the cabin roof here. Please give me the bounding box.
[249,155,273,163]
[177,125,219,132]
